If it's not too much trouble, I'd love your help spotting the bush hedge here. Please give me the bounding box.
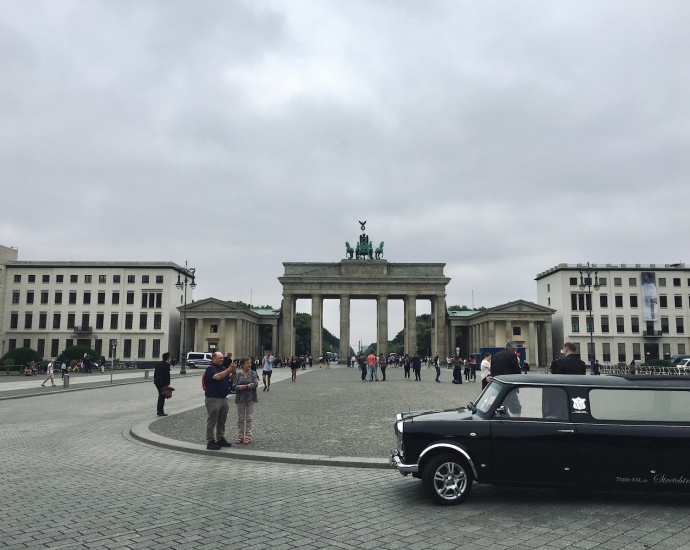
[1,347,43,366]
[56,346,100,365]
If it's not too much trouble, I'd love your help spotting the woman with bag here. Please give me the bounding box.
[154,353,172,416]
[235,357,259,444]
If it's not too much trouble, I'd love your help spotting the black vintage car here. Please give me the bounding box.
[390,375,690,505]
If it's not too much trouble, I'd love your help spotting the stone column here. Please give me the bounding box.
[545,321,553,364]
[488,321,495,347]
[528,321,536,365]
[311,294,323,358]
[377,295,388,356]
[280,294,295,357]
[505,320,512,345]
[404,295,417,356]
[219,318,226,354]
[339,294,350,361]
[196,318,204,352]
[434,295,446,356]
[268,324,275,354]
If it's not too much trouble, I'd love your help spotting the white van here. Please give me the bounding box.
[186,352,213,369]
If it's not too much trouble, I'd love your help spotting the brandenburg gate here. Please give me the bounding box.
[278,261,451,359]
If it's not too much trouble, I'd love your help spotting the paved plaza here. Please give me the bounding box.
[2,365,690,549]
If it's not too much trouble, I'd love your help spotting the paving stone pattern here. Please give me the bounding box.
[2,368,690,549]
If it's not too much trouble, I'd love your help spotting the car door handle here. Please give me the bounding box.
[557,429,575,433]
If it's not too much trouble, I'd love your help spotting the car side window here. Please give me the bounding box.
[497,387,569,420]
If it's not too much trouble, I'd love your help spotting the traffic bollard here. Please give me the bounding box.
[63,373,70,389]
[144,369,150,380]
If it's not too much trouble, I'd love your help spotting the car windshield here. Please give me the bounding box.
[474,381,502,414]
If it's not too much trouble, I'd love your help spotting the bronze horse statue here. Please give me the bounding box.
[345,242,354,259]
[375,241,384,259]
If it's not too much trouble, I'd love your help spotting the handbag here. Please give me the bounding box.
[161,386,175,399]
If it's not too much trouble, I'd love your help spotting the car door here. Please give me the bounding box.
[490,385,578,485]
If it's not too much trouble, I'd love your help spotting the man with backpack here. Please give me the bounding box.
[203,351,236,450]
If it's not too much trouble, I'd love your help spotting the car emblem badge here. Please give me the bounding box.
[572,397,587,411]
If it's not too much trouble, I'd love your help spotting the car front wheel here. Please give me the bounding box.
[422,453,472,505]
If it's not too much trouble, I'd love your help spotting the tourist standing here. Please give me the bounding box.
[290,355,299,382]
[261,350,273,392]
[434,354,441,383]
[204,351,235,450]
[491,342,521,377]
[470,356,478,382]
[153,353,171,416]
[412,352,422,381]
[367,352,378,381]
[550,343,587,375]
[480,353,492,389]
[357,355,367,381]
[403,353,411,379]
[235,357,259,444]
[41,360,55,387]
[379,353,387,381]
[452,355,462,384]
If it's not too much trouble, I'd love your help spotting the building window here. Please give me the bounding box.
[616,317,625,333]
[633,343,641,361]
[614,278,622,286]
[586,316,594,333]
[602,343,611,362]
[153,314,162,330]
[70,275,78,283]
[547,284,550,292]
[108,339,116,358]
[673,278,681,287]
[659,278,666,287]
[113,275,121,283]
[630,295,638,308]
[629,278,637,287]
[98,292,105,305]
[8,339,16,350]
[142,275,150,284]
[513,326,521,336]
[599,295,608,308]
[679,344,687,355]
[124,339,132,358]
[41,291,48,304]
[84,275,92,283]
[110,314,118,330]
[571,294,577,311]
[661,317,669,334]
[26,291,34,304]
[125,314,133,330]
[65,339,73,348]
[631,316,639,333]
[127,275,135,283]
[152,339,161,358]
[677,317,684,334]
[548,297,551,306]
[139,314,147,330]
[572,294,587,311]
[675,295,683,308]
[42,275,50,283]
[81,313,90,330]
[28,275,36,283]
[570,277,578,286]
[112,292,120,305]
[14,274,21,283]
[67,314,75,329]
[138,339,146,358]
[56,275,63,283]
[55,292,62,304]
[618,343,626,363]
[663,343,671,360]
[94,339,102,357]
[156,275,164,284]
[24,313,33,329]
[210,324,218,333]
[571,317,579,333]
[69,292,77,304]
[53,313,61,329]
[83,292,91,304]
[155,293,162,308]
[149,292,155,308]
[22,339,30,349]
[96,314,104,330]
[51,339,59,357]
[10,313,18,329]
[600,316,609,333]
[39,313,47,329]
[586,342,594,362]
[659,295,668,308]
[12,291,19,304]
[614,295,623,308]
[126,292,134,305]
[36,340,45,357]
[98,275,106,283]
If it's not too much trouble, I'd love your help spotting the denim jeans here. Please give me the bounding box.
[435,366,441,381]
[368,365,378,380]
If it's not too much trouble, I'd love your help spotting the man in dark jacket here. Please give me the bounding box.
[490,342,521,377]
[153,352,171,416]
[550,342,587,374]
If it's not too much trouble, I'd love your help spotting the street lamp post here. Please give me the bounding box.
[579,263,601,367]
[176,261,196,375]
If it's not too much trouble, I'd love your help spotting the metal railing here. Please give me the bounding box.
[599,364,689,376]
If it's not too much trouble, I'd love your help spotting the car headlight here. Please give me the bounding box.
[396,421,404,452]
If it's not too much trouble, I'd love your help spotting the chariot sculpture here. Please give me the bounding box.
[345,221,384,260]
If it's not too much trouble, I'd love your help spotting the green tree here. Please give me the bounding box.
[293,313,341,356]
[56,346,100,365]
[1,347,43,366]
[226,300,274,310]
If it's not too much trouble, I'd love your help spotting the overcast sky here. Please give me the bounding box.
[2,0,689,348]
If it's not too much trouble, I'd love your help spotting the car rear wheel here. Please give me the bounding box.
[422,453,472,505]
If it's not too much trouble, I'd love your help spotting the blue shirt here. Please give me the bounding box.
[204,365,230,398]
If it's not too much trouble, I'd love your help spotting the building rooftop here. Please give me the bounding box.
[536,262,687,280]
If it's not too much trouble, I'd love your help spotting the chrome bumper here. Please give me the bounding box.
[390,450,419,475]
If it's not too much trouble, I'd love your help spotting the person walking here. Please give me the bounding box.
[403,353,411,379]
[434,354,441,383]
[452,355,462,384]
[480,353,492,389]
[379,353,387,381]
[464,359,470,382]
[235,357,259,444]
[550,342,587,375]
[60,360,67,379]
[412,352,422,381]
[470,356,478,382]
[367,352,378,381]
[41,360,55,387]
[153,353,171,416]
[204,351,236,450]
[261,350,273,392]
[290,355,299,382]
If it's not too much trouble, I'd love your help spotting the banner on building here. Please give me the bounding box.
[641,271,658,322]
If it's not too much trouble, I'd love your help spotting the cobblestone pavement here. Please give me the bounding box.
[3,369,690,549]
